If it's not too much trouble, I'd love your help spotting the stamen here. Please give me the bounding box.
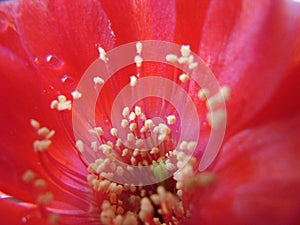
[136,42,143,54]
[134,55,143,67]
[130,76,137,87]
[33,140,52,152]
[98,46,109,62]
[167,115,176,125]
[71,90,82,99]
[93,76,105,85]
[180,45,191,57]
[75,140,84,153]
[36,192,54,205]
[166,54,178,63]
[179,73,190,83]
[30,119,40,129]
[198,88,210,101]
[22,170,35,183]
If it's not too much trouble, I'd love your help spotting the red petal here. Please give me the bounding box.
[14,0,114,89]
[205,1,299,134]
[99,0,176,45]
[190,115,300,225]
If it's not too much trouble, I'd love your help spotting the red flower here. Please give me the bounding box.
[0,1,300,225]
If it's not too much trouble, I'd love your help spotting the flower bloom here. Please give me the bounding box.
[0,1,300,225]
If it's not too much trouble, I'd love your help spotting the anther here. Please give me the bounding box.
[136,42,142,54]
[75,140,84,153]
[22,170,35,183]
[93,76,104,85]
[71,90,82,99]
[166,54,178,63]
[30,119,40,129]
[179,73,190,83]
[134,55,143,67]
[98,46,109,62]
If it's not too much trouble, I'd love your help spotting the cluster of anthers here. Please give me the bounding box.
[24,42,230,225]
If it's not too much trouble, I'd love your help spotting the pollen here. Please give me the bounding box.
[34,179,47,188]
[110,127,118,137]
[179,73,190,83]
[129,123,137,131]
[50,95,72,111]
[75,140,84,153]
[22,169,35,183]
[198,88,210,101]
[130,75,137,87]
[166,54,178,63]
[129,112,136,121]
[33,140,52,152]
[98,46,109,62]
[188,62,198,69]
[121,119,129,128]
[71,90,82,99]
[136,42,142,54]
[36,192,54,205]
[207,109,226,129]
[93,76,105,85]
[134,106,142,116]
[167,115,176,125]
[122,107,130,118]
[89,127,104,136]
[134,55,143,67]
[30,119,40,129]
[180,45,191,57]
[37,127,50,137]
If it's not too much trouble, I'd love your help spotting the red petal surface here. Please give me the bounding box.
[99,0,176,45]
[203,1,299,135]
[190,114,300,225]
[14,0,114,91]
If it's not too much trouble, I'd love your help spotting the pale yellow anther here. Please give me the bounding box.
[134,106,142,116]
[121,119,129,128]
[98,46,109,62]
[110,127,118,137]
[48,214,60,225]
[117,206,125,215]
[207,109,226,129]
[139,197,154,222]
[136,42,143,54]
[130,123,137,131]
[127,133,135,142]
[140,126,147,133]
[133,149,139,157]
[129,112,136,121]
[36,192,54,205]
[165,162,175,171]
[130,75,137,87]
[122,148,129,157]
[45,130,55,139]
[179,73,190,83]
[116,138,122,147]
[198,88,210,101]
[34,179,47,188]
[187,141,197,151]
[75,140,84,153]
[110,162,116,171]
[188,62,198,69]
[93,76,104,85]
[122,107,130,118]
[134,55,143,67]
[178,56,189,64]
[150,147,159,154]
[116,166,124,177]
[180,45,191,57]
[130,156,136,165]
[99,144,112,155]
[220,85,231,101]
[139,113,147,121]
[71,90,82,99]
[126,165,134,172]
[22,170,35,183]
[179,141,188,150]
[50,100,59,109]
[188,55,194,64]
[166,54,178,63]
[33,140,52,152]
[57,100,72,111]
[30,119,40,129]
[158,133,168,141]
[100,209,115,225]
[58,95,67,102]
[89,127,104,136]
[144,119,154,129]
[167,115,176,125]
[113,215,124,225]
[37,127,50,137]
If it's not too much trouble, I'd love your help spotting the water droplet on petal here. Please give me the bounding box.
[0,14,8,32]
[45,54,64,70]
